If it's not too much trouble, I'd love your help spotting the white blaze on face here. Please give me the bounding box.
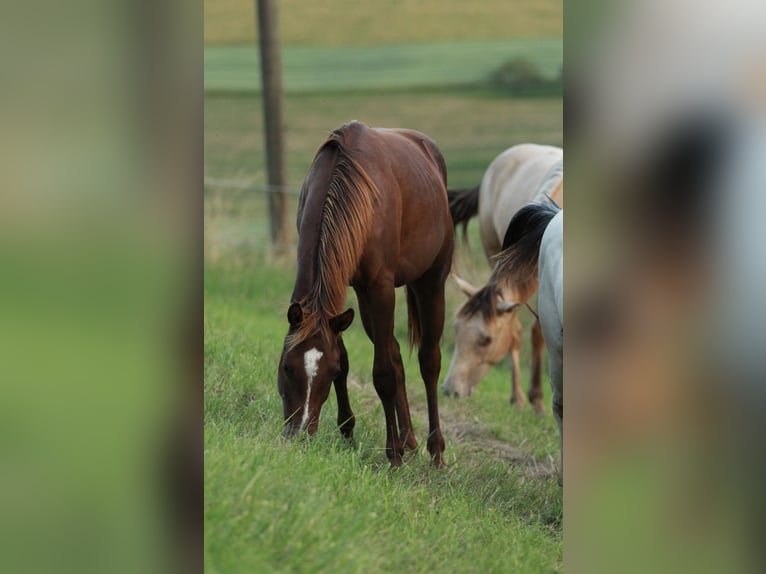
[298,348,323,432]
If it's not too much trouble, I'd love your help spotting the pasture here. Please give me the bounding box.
[205,1,563,570]
[205,91,563,572]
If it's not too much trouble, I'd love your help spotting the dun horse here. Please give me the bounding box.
[277,121,454,467]
[442,144,563,410]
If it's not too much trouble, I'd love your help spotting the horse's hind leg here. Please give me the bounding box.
[410,277,447,467]
[333,337,355,438]
[529,318,546,414]
[356,284,405,467]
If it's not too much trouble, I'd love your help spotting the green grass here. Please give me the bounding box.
[204,39,562,93]
[205,87,563,571]
[205,263,562,573]
[205,0,562,46]
[204,1,564,555]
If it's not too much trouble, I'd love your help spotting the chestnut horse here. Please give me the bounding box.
[277,121,454,467]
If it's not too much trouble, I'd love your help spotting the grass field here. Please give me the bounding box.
[205,87,563,571]
[205,92,562,260]
[205,0,563,568]
[205,0,562,46]
[205,262,562,573]
[204,39,563,93]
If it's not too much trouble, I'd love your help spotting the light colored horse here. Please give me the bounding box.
[442,144,562,410]
[537,209,563,482]
[478,202,563,482]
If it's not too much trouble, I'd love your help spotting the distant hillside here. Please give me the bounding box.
[205,0,562,45]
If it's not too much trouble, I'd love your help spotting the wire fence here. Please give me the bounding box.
[204,177,301,195]
[203,175,485,277]
[204,176,302,264]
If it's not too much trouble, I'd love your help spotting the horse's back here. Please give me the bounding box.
[479,144,563,257]
[320,121,453,286]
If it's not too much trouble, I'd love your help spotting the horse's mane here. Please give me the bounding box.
[492,200,560,293]
[287,126,380,350]
[457,200,560,322]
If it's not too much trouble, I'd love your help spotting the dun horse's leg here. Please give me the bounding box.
[529,318,546,414]
[412,279,447,467]
[358,285,404,467]
[509,315,526,408]
[333,337,355,438]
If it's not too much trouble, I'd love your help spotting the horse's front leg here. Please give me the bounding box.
[509,315,526,408]
[549,355,563,486]
[333,336,355,438]
[392,339,417,451]
[358,285,404,467]
[529,317,546,414]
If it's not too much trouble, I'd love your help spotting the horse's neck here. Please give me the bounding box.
[291,222,321,303]
[291,265,315,303]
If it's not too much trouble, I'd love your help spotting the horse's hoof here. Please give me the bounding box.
[339,431,355,444]
[531,401,546,416]
[402,436,418,451]
[510,396,527,409]
[431,455,446,469]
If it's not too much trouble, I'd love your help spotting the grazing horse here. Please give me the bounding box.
[277,121,454,468]
[442,144,563,410]
[495,202,563,482]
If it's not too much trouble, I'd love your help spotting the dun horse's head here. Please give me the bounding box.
[442,276,520,398]
[278,303,354,437]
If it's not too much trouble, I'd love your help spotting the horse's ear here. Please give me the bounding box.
[496,300,520,314]
[453,275,479,298]
[287,303,303,326]
[329,308,354,333]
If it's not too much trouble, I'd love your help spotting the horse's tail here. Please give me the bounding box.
[447,185,480,240]
[405,285,422,352]
[492,201,560,290]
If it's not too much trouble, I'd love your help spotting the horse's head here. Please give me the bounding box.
[278,303,354,437]
[442,276,519,398]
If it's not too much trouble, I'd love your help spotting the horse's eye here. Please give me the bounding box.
[283,364,292,376]
[477,334,492,347]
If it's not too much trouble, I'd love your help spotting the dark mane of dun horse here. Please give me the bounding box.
[278,121,454,467]
[458,200,561,323]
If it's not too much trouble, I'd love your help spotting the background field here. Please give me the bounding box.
[205,39,563,93]
[205,0,562,45]
[205,1,563,572]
